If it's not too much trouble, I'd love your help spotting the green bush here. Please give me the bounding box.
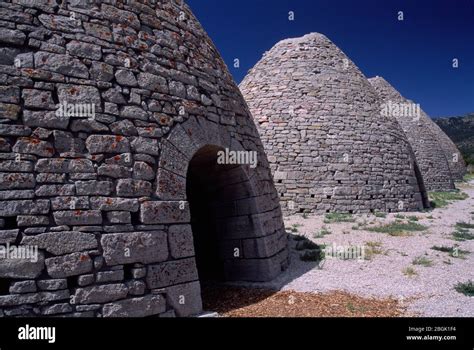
[299,249,324,262]
[324,213,355,223]
[429,191,469,208]
[412,256,433,267]
[454,280,474,296]
[368,222,427,236]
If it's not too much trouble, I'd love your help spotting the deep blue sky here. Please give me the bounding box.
[187,0,473,118]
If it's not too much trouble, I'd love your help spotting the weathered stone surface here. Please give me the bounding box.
[17,215,49,227]
[70,119,109,133]
[22,231,97,256]
[0,200,50,216]
[66,40,102,60]
[84,22,112,41]
[103,295,165,317]
[137,73,168,93]
[90,61,114,82]
[38,13,84,33]
[35,158,94,173]
[0,290,69,307]
[0,160,33,172]
[140,201,190,224]
[0,0,288,317]
[101,231,168,266]
[0,86,20,104]
[369,76,460,190]
[53,210,102,225]
[120,105,148,121]
[45,252,93,278]
[0,124,30,136]
[77,274,94,287]
[0,251,45,279]
[102,87,126,104]
[35,52,89,78]
[130,137,160,155]
[158,141,188,176]
[115,70,137,86]
[89,197,139,212]
[116,179,152,197]
[50,196,89,210]
[0,47,21,65]
[0,138,11,152]
[106,211,131,224]
[133,161,154,180]
[22,90,55,110]
[0,28,26,45]
[75,304,101,312]
[146,258,198,289]
[57,84,101,112]
[168,225,195,259]
[9,280,37,294]
[101,4,140,29]
[75,180,112,196]
[12,137,55,157]
[126,280,146,296]
[0,229,19,244]
[53,130,85,155]
[74,283,128,304]
[110,119,138,136]
[42,303,73,315]
[0,102,21,120]
[240,32,429,214]
[35,184,75,196]
[155,168,186,200]
[86,135,130,154]
[96,270,124,283]
[165,281,202,317]
[0,172,35,190]
[14,52,34,68]
[37,279,67,291]
[169,80,186,98]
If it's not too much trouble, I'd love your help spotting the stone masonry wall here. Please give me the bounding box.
[0,0,288,317]
[240,33,426,215]
[369,77,456,191]
[424,115,466,181]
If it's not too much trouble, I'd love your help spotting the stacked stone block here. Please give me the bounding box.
[369,77,458,190]
[0,0,287,317]
[423,114,466,181]
[240,33,427,215]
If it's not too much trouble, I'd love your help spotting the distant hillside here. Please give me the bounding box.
[435,113,474,165]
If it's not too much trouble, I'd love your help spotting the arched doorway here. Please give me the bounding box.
[155,118,288,315]
[186,145,256,283]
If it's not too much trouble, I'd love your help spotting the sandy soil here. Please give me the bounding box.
[240,180,474,317]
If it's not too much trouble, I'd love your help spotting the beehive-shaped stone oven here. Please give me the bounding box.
[240,33,428,215]
[368,77,459,190]
[425,120,467,181]
[0,0,288,317]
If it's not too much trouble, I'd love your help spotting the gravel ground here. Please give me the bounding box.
[240,180,474,317]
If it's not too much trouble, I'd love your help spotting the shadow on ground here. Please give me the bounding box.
[201,233,324,314]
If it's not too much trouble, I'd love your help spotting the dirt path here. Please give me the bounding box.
[202,286,406,317]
